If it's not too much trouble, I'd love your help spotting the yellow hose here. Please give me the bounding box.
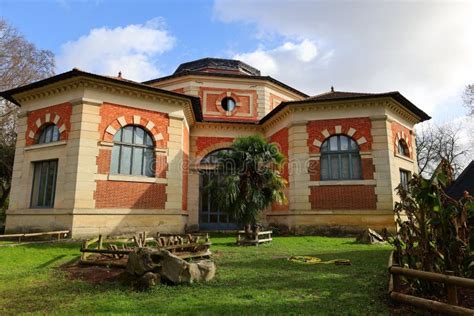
[288,256,351,265]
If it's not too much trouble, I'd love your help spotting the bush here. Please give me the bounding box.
[390,160,474,290]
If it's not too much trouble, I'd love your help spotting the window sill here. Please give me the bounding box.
[24,140,67,151]
[309,179,376,186]
[394,153,414,163]
[107,174,167,184]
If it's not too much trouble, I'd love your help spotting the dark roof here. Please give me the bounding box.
[446,161,474,199]
[142,70,309,98]
[174,58,261,76]
[0,68,203,121]
[259,89,431,124]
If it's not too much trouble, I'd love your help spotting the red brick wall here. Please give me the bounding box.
[99,102,168,148]
[270,128,289,211]
[94,181,166,209]
[310,186,376,210]
[196,136,234,157]
[391,121,413,159]
[182,124,189,211]
[25,103,72,146]
[307,118,372,153]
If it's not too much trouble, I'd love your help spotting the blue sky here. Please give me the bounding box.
[1,0,473,128]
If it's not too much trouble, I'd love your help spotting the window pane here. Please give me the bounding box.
[329,136,338,151]
[210,214,218,223]
[145,134,153,146]
[340,136,349,151]
[330,155,339,179]
[44,126,53,143]
[321,141,328,152]
[110,145,120,174]
[143,149,155,177]
[44,161,57,206]
[351,154,361,179]
[132,147,144,175]
[31,160,57,208]
[52,126,60,142]
[134,127,145,145]
[122,126,133,144]
[350,139,358,150]
[320,155,329,180]
[200,214,209,223]
[341,154,350,179]
[120,146,132,174]
[113,128,122,141]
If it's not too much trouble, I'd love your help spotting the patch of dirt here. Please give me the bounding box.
[60,258,126,285]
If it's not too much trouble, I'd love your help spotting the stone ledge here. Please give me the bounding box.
[309,179,376,186]
[24,140,67,151]
[267,209,393,216]
[106,174,167,184]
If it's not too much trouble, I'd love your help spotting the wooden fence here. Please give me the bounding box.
[388,253,474,315]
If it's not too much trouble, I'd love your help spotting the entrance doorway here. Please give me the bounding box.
[198,149,237,230]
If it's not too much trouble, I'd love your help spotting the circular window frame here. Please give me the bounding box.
[220,97,236,113]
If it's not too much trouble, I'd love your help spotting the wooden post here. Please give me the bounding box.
[446,270,458,306]
[98,235,103,250]
[392,264,401,292]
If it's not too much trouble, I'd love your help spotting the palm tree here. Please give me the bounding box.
[208,135,287,233]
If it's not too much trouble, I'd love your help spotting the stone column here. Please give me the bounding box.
[370,115,394,210]
[288,121,311,211]
[165,115,184,211]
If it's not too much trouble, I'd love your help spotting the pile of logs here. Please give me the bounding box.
[80,232,212,268]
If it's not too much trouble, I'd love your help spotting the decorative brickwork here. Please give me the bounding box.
[99,102,168,148]
[269,93,286,110]
[94,181,166,209]
[307,118,372,153]
[25,103,72,146]
[199,87,258,122]
[196,136,234,158]
[310,185,377,210]
[391,121,413,159]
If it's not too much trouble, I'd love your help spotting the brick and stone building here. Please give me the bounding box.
[0,58,430,237]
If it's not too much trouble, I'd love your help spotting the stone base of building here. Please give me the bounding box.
[266,210,396,235]
[5,209,188,238]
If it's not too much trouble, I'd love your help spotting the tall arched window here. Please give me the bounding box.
[397,139,409,157]
[37,124,60,144]
[320,135,361,180]
[110,125,155,177]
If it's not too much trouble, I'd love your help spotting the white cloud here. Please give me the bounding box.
[57,18,175,81]
[215,1,474,119]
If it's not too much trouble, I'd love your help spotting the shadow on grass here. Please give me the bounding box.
[36,255,67,269]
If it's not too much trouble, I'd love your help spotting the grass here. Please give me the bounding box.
[0,236,392,315]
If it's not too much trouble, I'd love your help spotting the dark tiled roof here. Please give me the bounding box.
[259,89,431,124]
[446,161,474,199]
[0,68,203,121]
[174,57,261,76]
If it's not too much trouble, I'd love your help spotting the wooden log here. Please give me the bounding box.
[98,235,103,250]
[389,266,474,289]
[80,248,132,255]
[390,292,474,315]
[391,264,402,292]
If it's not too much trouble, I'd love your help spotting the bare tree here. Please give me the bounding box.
[416,122,470,178]
[463,84,474,116]
[0,19,55,218]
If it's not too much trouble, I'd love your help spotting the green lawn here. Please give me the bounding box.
[0,236,392,315]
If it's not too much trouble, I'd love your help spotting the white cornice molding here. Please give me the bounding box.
[192,121,262,132]
[14,76,197,125]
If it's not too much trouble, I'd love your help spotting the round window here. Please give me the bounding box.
[221,97,236,112]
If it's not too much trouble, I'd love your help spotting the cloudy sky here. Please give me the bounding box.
[1,0,473,126]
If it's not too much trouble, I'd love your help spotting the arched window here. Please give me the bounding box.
[201,148,233,164]
[320,135,362,180]
[397,139,409,157]
[37,124,60,144]
[110,125,155,177]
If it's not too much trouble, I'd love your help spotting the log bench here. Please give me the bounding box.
[236,230,273,246]
[0,230,69,243]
